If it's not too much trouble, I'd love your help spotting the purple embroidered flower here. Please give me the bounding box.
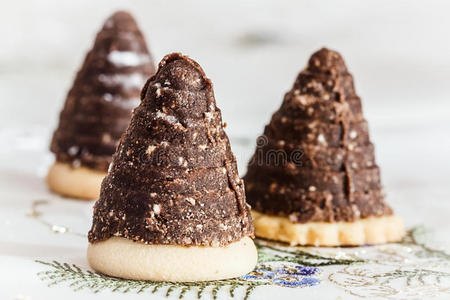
[241,265,320,287]
[295,266,319,276]
[272,276,319,287]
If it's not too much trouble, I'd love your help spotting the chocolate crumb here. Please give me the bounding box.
[244,48,393,223]
[50,11,156,171]
[88,53,254,246]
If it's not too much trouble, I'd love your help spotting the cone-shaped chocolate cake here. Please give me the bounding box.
[87,53,257,282]
[47,11,156,200]
[244,48,404,246]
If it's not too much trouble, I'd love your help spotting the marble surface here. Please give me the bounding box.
[1,0,450,299]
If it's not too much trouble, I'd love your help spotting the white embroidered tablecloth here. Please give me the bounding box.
[1,127,450,300]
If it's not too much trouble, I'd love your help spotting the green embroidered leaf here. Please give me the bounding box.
[408,226,450,261]
[35,260,271,300]
[255,241,364,266]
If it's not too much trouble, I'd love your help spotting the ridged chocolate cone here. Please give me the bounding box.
[244,48,393,223]
[50,11,156,171]
[88,53,254,247]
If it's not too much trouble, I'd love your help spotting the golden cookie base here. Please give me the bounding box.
[252,210,405,246]
[46,162,106,200]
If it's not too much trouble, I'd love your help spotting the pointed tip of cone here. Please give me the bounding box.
[150,53,211,92]
[103,10,139,32]
[110,10,133,18]
[307,47,348,74]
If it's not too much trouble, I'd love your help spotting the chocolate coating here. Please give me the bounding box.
[88,53,254,246]
[252,139,376,171]
[50,11,156,171]
[244,48,393,223]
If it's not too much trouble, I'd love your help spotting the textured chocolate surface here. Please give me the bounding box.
[246,166,382,195]
[244,48,393,223]
[278,93,364,123]
[254,139,376,171]
[248,188,391,223]
[50,11,156,171]
[88,53,253,246]
[265,118,370,147]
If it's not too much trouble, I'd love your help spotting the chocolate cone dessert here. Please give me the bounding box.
[87,53,257,282]
[244,48,404,246]
[47,11,156,200]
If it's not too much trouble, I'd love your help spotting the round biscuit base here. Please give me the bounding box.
[87,236,258,282]
[46,162,106,200]
[252,210,405,246]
